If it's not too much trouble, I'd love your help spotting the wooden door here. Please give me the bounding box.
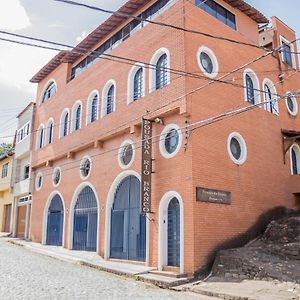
[4,204,12,232]
[17,206,27,238]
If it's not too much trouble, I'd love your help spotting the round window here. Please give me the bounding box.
[165,129,179,154]
[52,168,61,186]
[118,140,135,169]
[35,173,43,191]
[80,157,91,179]
[159,124,182,159]
[285,93,298,116]
[227,132,247,165]
[200,52,213,74]
[197,46,219,78]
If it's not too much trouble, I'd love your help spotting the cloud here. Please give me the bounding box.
[0,0,31,31]
[76,30,88,43]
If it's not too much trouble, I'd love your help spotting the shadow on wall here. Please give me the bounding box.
[195,206,299,278]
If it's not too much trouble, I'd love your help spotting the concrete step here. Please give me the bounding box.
[149,270,187,278]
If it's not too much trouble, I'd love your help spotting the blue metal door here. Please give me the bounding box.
[110,176,146,261]
[46,194,64,246]
[73,186,98,251]
[168,198,180,267]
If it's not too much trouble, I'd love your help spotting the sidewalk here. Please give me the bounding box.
[174,278,300,300]
[4,238,190,288]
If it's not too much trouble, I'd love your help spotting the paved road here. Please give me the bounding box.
[0,238,214,300]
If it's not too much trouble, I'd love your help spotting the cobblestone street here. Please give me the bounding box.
[0,239,209,300]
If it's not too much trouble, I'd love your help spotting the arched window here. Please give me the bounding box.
[63,113,69,137]
[46,119,54,145]
[59,109,70,139]
[291,144,300,175]
[244,69,260,105]
[245,74,255,104]
[75,105,81,131]
[149,48,170,93]
[263,80,279,115]
[86,91,99,124]
[156,54,168,90]
[42,81,57,103]
[133,68,143,101]
[107,85,115,115]
[91,96,98,122]
[37,125,44,149]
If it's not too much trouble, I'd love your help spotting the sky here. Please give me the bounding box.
[0,0,299,144]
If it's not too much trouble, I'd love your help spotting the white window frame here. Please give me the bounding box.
[285,92,298,117]
[290,143,300,175]
[36,124,45,150]
[71,100,83,132]
[35,172,43,191]
[197,45,219,79]
[101,80,116,117]
[16,121,30,144]
[149,48,171,93]
[127,63,146,104]
[227,132,247,165]
[118,139,136,169]
[45,118,54,145]
[40,79,57,105]
[243,68,261,105]
[86,90,99,125]
[52,167,62,187]
[79,156,92,180]
[159,123,182,159]
[59,108,70,139]
[280,35,297,69]
[262,78,279,115]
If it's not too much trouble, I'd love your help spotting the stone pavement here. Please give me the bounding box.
[174,278,300,300]
[0,238,219,300]
[4,237,190,288]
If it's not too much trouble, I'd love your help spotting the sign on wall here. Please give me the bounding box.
[196,187,231,205]
[141,118,153,214]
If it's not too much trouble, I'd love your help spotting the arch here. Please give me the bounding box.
[243,68,261,105]
[40,79,57,104]
[59,108,70,139]
[262,78,279,115]
[71,100,83,132]
[42,191,66,247]
[102,80,116,117]
[45,118,54,145]
[36,124,45,149]
[290,143,300,175]
[86,90,99,125]
[68,182,100,252]
[149,48,170,93]
[127,63,146,104]
[104,170,150,264]
[159,191,184,274]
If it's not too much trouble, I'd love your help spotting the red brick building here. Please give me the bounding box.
[29,0,300,276]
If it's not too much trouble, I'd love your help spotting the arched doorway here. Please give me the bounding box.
[167,198,180,266]
[46,194,64,246]
[73,186,98,251]
[110,175,146,261]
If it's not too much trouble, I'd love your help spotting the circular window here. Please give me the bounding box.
[80,157,92,179]
[285,93,298,116]
[35,173,43,191]
[227,132,247,165]
[118,140,135,169]
[159,124,182,159]
[52,167,61,187]
[197,46,219,78]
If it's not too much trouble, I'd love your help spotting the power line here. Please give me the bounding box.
[53,0,266,50]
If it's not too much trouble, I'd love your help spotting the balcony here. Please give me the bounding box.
[13,178,31,197]
[15,136,31,159]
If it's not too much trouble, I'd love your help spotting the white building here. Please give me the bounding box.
[12,102,35,239]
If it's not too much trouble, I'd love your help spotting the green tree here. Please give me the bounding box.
[0,143,13,156]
